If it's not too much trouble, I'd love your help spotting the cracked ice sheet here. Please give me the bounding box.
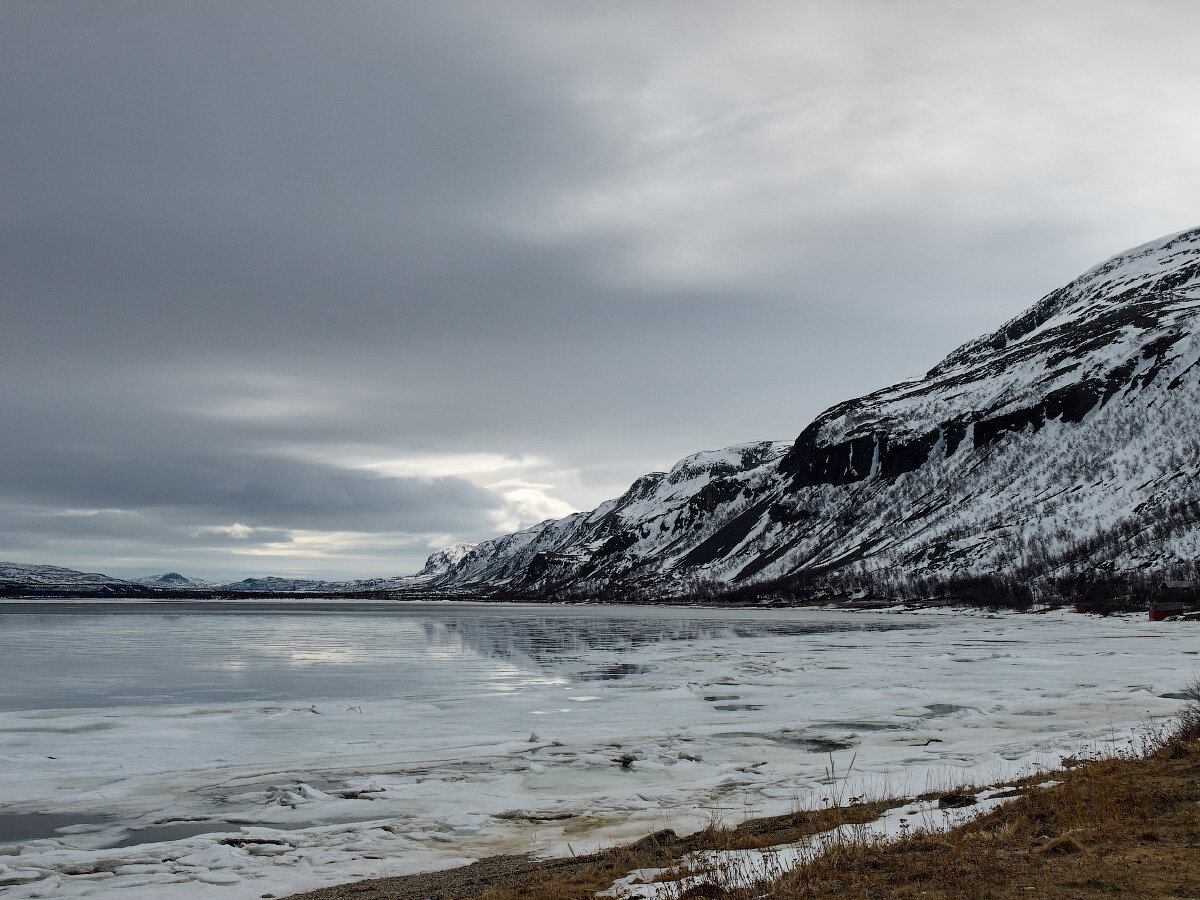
[0,602,1195,898]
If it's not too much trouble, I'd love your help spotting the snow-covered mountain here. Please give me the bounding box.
[216,576,341,592]
[0,559,459,596]
[417,542,477,577]
[134,572,214,590]
[0,564,344,594]
[424,227,1200,598]
[427,442,790,594]
[0,562,135,589]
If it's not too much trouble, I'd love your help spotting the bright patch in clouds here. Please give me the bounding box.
[284,447,582,540]
[200,523,262,540]
[357,454,581,531]
[355,452,553,480]
[485,479,577,532]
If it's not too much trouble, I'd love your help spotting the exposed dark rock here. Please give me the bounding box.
[938,792,977,809]
[631,829,678,852]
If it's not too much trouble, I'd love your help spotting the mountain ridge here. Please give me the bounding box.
[0,562,431,595]
[422,227,1200,600]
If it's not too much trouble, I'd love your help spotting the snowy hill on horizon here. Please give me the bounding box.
[0,563,423,594]
[0,545,483,594]
[134,572,215,590]
[0,562,134,589]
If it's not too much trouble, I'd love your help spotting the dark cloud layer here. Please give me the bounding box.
[3,2,1200,578]
[0,446,500,532]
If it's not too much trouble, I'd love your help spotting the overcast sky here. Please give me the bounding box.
[3,1,1199,580]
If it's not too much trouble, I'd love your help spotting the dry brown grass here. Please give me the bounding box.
[286,800,900,900]
[446,731,1200,900]
[762,733,1200,899]
[468,800,900,900]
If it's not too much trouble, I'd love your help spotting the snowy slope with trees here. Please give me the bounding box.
[425,227,1200,600]
[135,573,215,590]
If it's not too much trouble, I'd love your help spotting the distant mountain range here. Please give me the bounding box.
[0,542,479,596]
[0,563,456,598]
[6,229,1200,604]
[0,562,139,590]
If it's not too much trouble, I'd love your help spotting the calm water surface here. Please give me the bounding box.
[0,601,924,711]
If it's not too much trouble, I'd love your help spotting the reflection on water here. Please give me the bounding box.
[419,612,925,671]
[0,602,926,712]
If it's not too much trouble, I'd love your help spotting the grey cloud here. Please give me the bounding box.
[0,504,292,547]
[0,447,501,533]
[2,1,1200,577]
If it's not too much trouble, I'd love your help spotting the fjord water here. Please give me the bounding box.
[0,602,916,712]
[0,602,1195,899]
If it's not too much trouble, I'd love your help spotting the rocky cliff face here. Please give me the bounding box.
[416,542,478,578]
[424,227,1200,598]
